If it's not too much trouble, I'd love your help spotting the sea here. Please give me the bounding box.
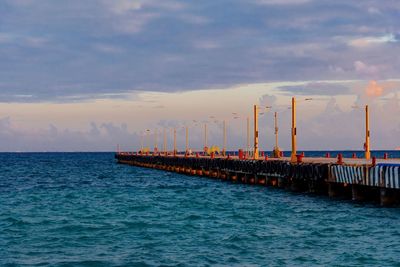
[1,152,400,266]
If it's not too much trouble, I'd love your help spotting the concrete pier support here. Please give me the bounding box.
[329,183,352,199]
[352,185,365,202]
[257,175,267,185]
[219,171,227,180]
[307,181,315,193]
[380,188,399,206]
[328,183,340,198]
[241,174,247,183]
[231,173,238,182]
[277,177,284,188]
[290,180,304,192]
[248,176,255,184]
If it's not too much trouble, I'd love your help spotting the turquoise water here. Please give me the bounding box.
[1,153,400,266]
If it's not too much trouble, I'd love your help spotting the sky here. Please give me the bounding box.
[0,0,400,152]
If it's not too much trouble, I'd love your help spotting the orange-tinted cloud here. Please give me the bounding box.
[365,80,384,97]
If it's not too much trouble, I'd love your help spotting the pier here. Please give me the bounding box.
[115,153,400,206]
[116,99,400,206]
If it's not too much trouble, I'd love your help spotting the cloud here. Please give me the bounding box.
[259,94,278,107]
[93,44,125,54]
[0,91,137,103]
[367,7,381,15]
[107,0,142,14]
[0,0,400,103]
[153,105,165,109]
[0,33,49,48]
[113,12,160,34]
[277,82,351,96]
[0,33,14,44]
[348,34,398,48]
[2,79,400,152]
[365,80,384,97]
[179,14,210,25]
[193,40,220,50]
[354,61,380,76]
[0,117,140,152]
[255,0,312,5]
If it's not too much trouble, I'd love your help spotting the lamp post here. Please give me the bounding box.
[254,105,259,160]
[191,120,202,153]
[290,97,313,163]
[185,125,189,154]
[353,104,371,160]
[205,116,218,155]
[174,128,177,155]
[163,128,167,155]
[204,123,208,153]
[365,105,371,160]
[154,128,158,152]
[223,120,227,156]
[209,117,228,156]
[258,106,272,157]
[144,129,151,153]
[233,113,250,156]
[170,128,177,155]
[273,112,281,158]
[201,116,229,157]
[140,132,144,152]
[247,116,250,157]
[291,97,297,162]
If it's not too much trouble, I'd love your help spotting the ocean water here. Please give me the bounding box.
[1,152,400,266]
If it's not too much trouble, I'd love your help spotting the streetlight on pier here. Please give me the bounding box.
[163,128,167,155]
[166,128,177,155]
[352,104,371,160]
[146,129,151,152]
[247,116,250,156]
[207,116,228,156]
[291,97,313,163]
[140,131,144,152]
[232,113,250,157]
[257,105,273,158]
[223,119,227,156]
[185,125,189,154]
[202,116,220,155]
[258,105,285,158]
[173,128,177,155]
[273,112,281,158]
[178,124,190,154]
[253,105,259,159]
[154,128,158,153]
[204,122,208,152]
[187,118,208,155]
